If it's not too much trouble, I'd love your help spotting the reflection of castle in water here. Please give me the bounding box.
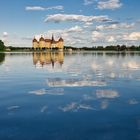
[32,51,64,68]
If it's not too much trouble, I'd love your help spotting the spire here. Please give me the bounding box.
[52,34,54,41]
[51,34,55,44]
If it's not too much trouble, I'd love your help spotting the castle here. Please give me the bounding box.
[32,35,64,50]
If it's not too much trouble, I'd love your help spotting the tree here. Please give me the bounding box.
[0,53,5,65]
[120,45,127,51]
[0,40,5,51]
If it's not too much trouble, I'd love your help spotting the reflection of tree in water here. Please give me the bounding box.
[0,53,5,65]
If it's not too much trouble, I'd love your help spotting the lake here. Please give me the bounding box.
[0,51,140,140]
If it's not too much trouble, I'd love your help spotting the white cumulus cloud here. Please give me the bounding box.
[3,32,8,37]
[25,5,64,11]
[97,0,122,10]
[67,25,83,33]
[92,31,104,41]
[96,23,135,30]
[123,32,140,41]
[106,36,116,42]
[83,0,96,5]
[45,14,111,23]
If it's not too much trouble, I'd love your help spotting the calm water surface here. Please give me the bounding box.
[0,51,140,140]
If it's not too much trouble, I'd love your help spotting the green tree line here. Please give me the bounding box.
[0,40,5,51]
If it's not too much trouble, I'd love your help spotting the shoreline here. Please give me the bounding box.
[1,50,140,54]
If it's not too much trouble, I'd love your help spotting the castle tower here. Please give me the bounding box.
[32,37,39,50]
[58,37,64,49]
[51,34,56,49]
[45,39,51,49]
[39,36,45,50]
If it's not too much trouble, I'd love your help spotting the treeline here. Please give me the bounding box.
[7,46,32,51]
[0,40,5,51]
[64,45,140,51]
[7,47,62,51]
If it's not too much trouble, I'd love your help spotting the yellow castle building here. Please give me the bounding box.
[32,35,64,50]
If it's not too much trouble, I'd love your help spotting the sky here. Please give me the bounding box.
[0,0,140,47]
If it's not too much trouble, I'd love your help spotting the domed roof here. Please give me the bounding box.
[33,38,38,42]
[39,36,45,41]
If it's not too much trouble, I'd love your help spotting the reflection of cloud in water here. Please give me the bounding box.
[47,78,106,87]
[90,57,140,80]
[4,64,11,72]
[7,106,20,115]
[83,94,95,101]
[34,62,45,69]
[59,102,77,112]
[91,63,101,70]
[128,99,139,105]
[7,106,20,110]
[123,61,140,70]
[106,60,114,66]
[29,89,46,95]
[96,90,119,99]
[59,102,94,112]
[78,104,94,110]
[96,72,103,78]
[109,73,116,78]
[136,78,140,81]
[41,106,48,113]
[29,88,64,96]
[82,74,93,80]
[83,90,118,110]
[100,100,108,110]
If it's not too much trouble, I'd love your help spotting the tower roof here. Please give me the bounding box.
[33,37,38,42]
[39,36,45,41]
[59,37,64,42]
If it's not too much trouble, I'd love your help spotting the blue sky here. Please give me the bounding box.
[0,0,140,47]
